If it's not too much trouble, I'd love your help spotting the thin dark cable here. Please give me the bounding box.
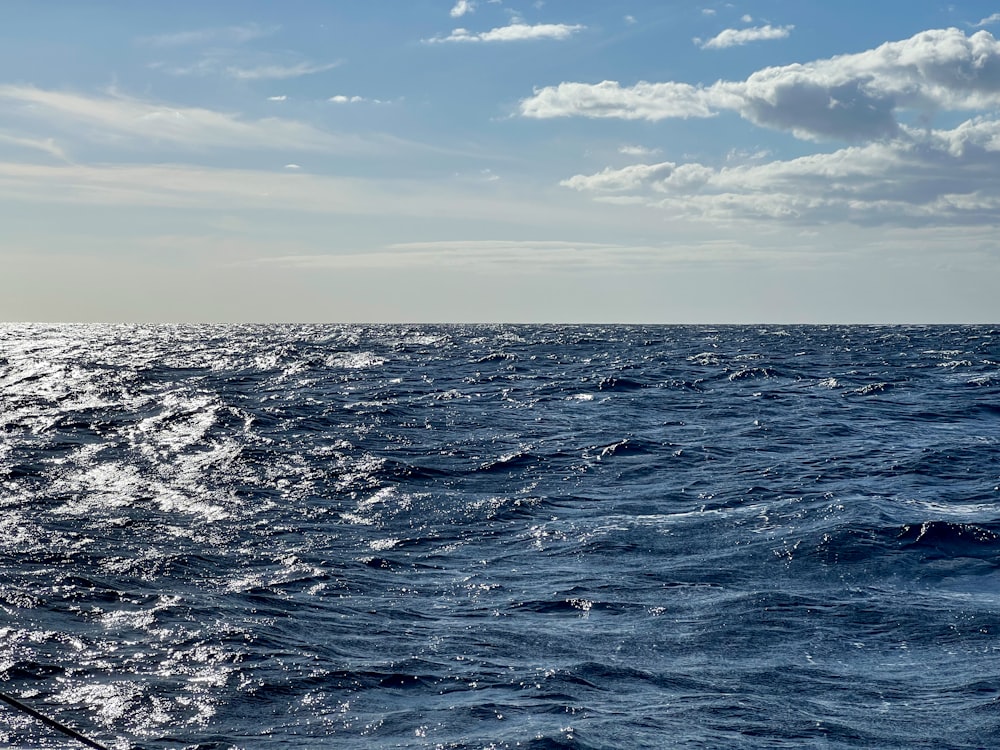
[0,690,112,750]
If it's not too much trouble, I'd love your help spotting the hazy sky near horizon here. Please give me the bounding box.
[2,0,1000,322]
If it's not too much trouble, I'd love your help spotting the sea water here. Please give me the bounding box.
[1,324,999,749]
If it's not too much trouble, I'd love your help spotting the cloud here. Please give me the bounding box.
[425,22,584,43]
[250,240,690,272]
[973,13,1000,27]
[148,58,218,77]
[619,144,662,157]
[0,162,610,236]
[247,238,787,273]
[329,94,391,105]
[725,147,771,163]
[562,161,688,192]
[0,86,381,153]
[521,80,718,120]
[0,162,395,213]
[267,95,287,101]
[560,117,1000,226]
[521,28,1000,142]
[0,132,68,160]
[624,15,637,25]
[224,61,340,80]
[386,240,607,251]
[139,23,276,47]
[698,24,793,49]
[151,54,339,81]
[450,0,475,18]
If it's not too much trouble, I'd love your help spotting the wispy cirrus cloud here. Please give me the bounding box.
[972,13,1000,27]
[224,60,341,80]
[696,24,793,49]
[522,28,1000,142]
[138,23,277,48]
[0,86,378,153]
[0,161,600,235]
[0,131,68,160]
[0,161,384,214]
[248,238,786,273]
[425,22,584,43]
[153,56,339,80]
[250,239,701,272]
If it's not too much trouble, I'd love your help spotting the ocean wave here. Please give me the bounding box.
[1,324,999,748]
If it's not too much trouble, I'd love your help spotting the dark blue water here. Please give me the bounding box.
[2,324,999,749]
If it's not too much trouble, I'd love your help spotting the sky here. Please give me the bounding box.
[2,0,1000,323]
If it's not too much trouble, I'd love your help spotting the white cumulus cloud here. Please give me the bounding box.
[698,24,793,49]
[561,117,1000,227]
[521,80,718,120]
[425,22,584,43]
[329,95,390,104]
[525,27,1000,228]
[562,162,681,192]
[450,0,475,18]
[619,144,662,157]
[522,28,1000,142]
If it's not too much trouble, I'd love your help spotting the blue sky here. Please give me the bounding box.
[2,1,1000,322]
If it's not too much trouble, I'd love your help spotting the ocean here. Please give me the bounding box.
[1,324,999,749]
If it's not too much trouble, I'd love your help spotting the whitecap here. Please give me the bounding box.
[687,352,720,366]
[333,351,386,369]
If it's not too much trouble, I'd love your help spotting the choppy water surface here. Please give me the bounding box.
[1,324,999,749]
